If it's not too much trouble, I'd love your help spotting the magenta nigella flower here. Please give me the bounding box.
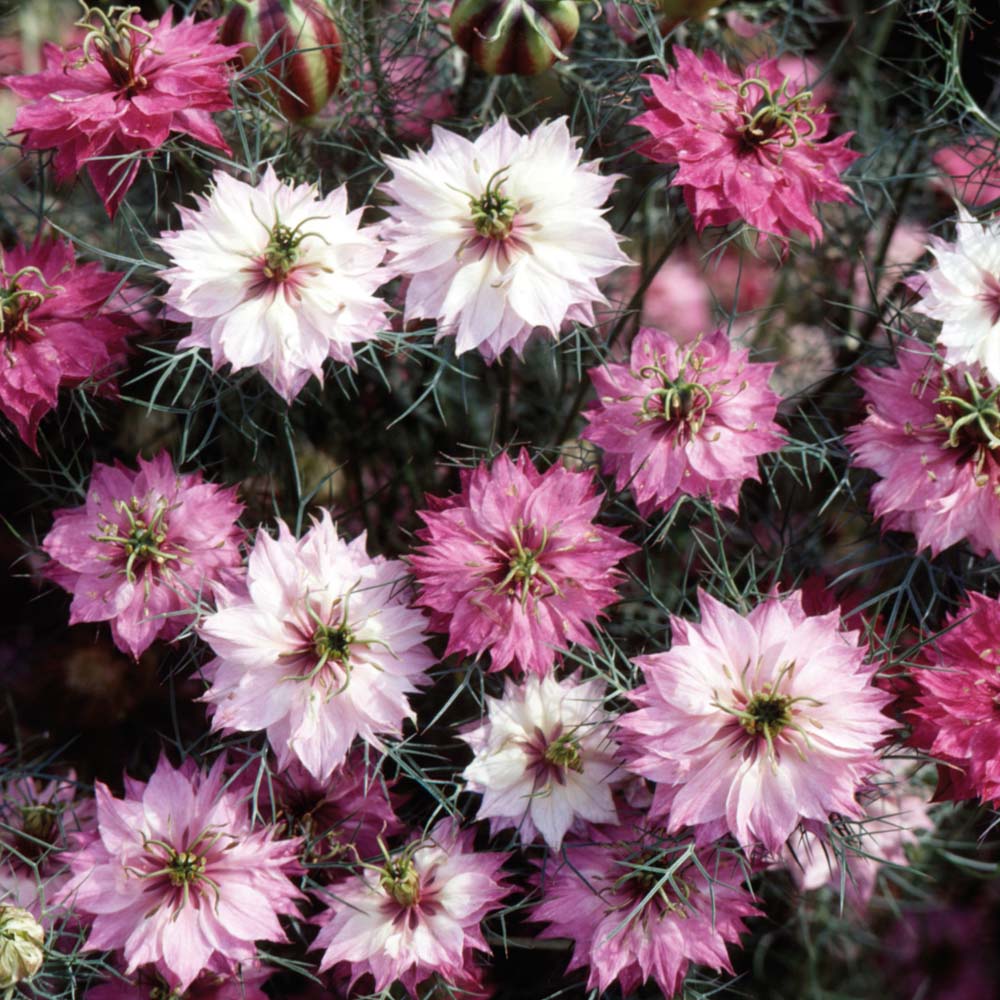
[313,819,509,993]
[633,47,859,243]
[531,817,760,996]
[0,238,135,450]
[57,756,302,994]
[845,342,1000,558]
[581,328,783,516]
[85,960,270,1000]
[42,452,244,660]
[4,6,238,217]
[199,512,434,783]
[410,450,637,676]
[618,590,892,855]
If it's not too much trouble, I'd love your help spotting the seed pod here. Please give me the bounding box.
[221,0,343,121]
[0,906,44,992]
[450,0,580,77]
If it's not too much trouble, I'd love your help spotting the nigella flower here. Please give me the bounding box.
[157,167,392,403]
[618,590,892,855]
[379,116,631,361]
[57,756,302,994]
[581,328,783,516]
[199,512,434,783]
[84,961,270,1000]
[530,817,760,997]
[845,341,1000,558]
[0,238,135,451]
[461,672,623,849]
[313,819,509,993]
[3,5,238,218]
[42,452,245,660]
[409,450,637,676]
[633,47,859,243]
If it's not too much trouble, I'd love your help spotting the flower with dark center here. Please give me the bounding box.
[469,168,518,240]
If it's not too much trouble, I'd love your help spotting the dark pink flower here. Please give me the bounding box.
[633,47,859,243]
[42,452,244,660]
[4,8,237,217]
[0,238,135,450]
[410,450,637,676]
[85,960,270,1000]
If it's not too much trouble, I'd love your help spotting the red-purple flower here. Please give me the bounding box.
[3,6,238,217]
[410,450,637,676]
[0,238,135,450]
[42,452,245,660]
[581,328,783,516]
[633,47,859,243]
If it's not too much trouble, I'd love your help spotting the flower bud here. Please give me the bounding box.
[450,0,580,76]
[0,906,44,993]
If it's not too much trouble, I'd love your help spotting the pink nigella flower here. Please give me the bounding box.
[157,167,391,403]
[0,238,135,450]
[633,47,859,243]
[933,137,1000,208]
[460,672,623,849]
[379,116,631,361]
[3,6,237,218]
[409,450,637,676]
[199,512,434,783]
[85,961,270,1000]
[313,819,509,993]
[57,756,302,994]
[581,328,783,516]
[42,452,244,660]
[845,342,1000,558]
[618,590,892,855]
[531,818,760,996]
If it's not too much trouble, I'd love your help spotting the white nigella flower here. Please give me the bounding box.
[157,166,391,402]
[914,206,1000,380]
[379,116,632,362]
[460,673,622,849]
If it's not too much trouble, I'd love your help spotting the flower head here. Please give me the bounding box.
[157,167,391,402]
[379,116,631,361]
[582,328,783,515]
[618,590,892,854]
[42,452,245,660]
[3,7,238,217]
[461,672,623,849]
[57,756,302,994]
[633,47,859,243]
[410,450,637,676]
[313,819,508,994]
[199,512,434,783]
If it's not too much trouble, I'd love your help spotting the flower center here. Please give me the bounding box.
[616,848,693,917]
[741,691,793,740]
[76,3,153,94]
[544,733,584,773]
[736,76,819,151]
[263,223,303,281]
[18,805,57,844]
[0,267,56,349]
[933,368,1000,463]
[979,271,1000,326]
[93,497,178,584]
[166,849,206,888]
[493,523,562,605]
[313,621,354,665]
[470,168,517,240]
[638,357,714,435]
[380,857,421,907]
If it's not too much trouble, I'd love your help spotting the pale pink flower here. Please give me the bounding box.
[3,9,237,217]
[618,590,893,854]
[460,672,622,849]
[531,817,760,996]
[42,452,245,660]
[633,47,859,243]
[57,756,302,994]
[199,511,434,783]
[380,116,631,361]
[581,328,783,515]
[313,819,509,993]
[157,166,391,402]
[410,450,637,676]
[933,137,1000,207]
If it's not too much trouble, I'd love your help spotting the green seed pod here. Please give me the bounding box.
[450,0,580,77]
[0,906,44,994]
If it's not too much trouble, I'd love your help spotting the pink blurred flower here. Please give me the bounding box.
[460,672,623,849]
[845,342,1000,558]
[42,452,244,660]
[3,8,237,217]
[0,238,135,450]
[410,450,637,676]
[581,328,783,515]
[313,819,509,993]
[619,590,892,854]
[531,818,760,996]
[58,756,302,994]
[380,117,631,361]
[933,137,1000,208]
[85,961,270,1000]
[199,511,434,782]
[633,47,859,243]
